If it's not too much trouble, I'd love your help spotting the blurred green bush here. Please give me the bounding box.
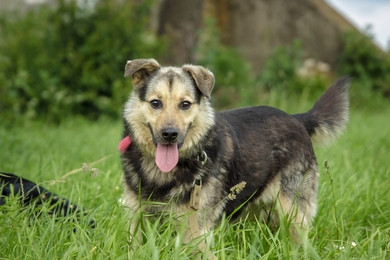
[336,28,390,108]
[260,40,332,99]
[0,0,165,122]
[259,40,304,92]
[195,18,257,110]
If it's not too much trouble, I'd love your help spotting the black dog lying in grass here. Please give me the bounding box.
[0,172,95,227]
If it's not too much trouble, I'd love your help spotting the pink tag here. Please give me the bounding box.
[118,136,131,154]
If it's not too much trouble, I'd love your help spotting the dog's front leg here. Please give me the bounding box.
[122,190,144,246]
[128,210,143,245]
[181,209,217,260]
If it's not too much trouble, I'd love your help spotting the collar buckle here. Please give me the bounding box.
[197,150,208,167]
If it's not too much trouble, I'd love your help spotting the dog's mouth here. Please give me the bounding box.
[155,143,179,173]
[149,124,186,173]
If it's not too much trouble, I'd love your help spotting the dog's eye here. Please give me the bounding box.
[150,100,162,109]
[179,101,192,110]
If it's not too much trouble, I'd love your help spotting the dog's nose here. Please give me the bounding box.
[161,128,179,142]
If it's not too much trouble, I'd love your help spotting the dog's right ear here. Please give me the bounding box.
[124,59,161,88]
[182,64,215,99]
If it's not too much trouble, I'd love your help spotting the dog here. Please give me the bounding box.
[119,58,349,246]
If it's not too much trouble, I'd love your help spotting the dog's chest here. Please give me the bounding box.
[124,160,198,202]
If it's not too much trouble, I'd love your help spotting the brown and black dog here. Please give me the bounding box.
[119,58,349,245]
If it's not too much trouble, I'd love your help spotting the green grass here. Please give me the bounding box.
[1,101,390,259]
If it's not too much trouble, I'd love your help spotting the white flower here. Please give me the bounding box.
[118,197,127,205]
[339,246,345,251]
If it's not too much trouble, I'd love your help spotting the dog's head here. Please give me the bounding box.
[123,59,215,173]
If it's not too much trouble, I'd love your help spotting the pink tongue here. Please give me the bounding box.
[155,143,179,173]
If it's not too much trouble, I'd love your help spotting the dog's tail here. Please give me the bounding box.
[293,77,350,145]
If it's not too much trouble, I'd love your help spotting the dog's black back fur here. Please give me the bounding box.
[203,106,316,217]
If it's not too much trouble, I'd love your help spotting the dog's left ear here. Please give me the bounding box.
[124,59,161,88]
[182,65,215,99]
